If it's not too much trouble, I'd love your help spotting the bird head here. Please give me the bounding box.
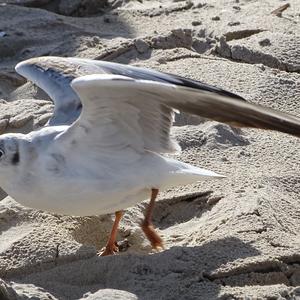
[0,134,22,165]
[0,134,24,188]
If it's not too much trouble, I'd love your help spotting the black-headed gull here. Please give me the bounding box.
[0,57,299,255]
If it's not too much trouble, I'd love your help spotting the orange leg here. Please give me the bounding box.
[100,211,123,256]
[141,189,164,250]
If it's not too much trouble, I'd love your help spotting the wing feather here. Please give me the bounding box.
[71,75,300,137]
[15,56,245,127]
[53,74,300,159]
[62,74,180,153]
[15,57,300,157]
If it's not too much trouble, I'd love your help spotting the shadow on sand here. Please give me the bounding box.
[11,237,261,299]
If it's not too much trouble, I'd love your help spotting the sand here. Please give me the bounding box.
[0,0,299,299]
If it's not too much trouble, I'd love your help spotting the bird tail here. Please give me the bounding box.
[159,158,225,190]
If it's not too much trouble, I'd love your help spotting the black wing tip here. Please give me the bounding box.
[218,89,246,101]
[164,73,246,101]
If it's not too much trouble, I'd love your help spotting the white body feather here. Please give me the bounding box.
[2,127,223,216]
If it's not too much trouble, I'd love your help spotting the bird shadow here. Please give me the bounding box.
[69,190,223,251]
[10,237,261,300]
[152,191,223,230]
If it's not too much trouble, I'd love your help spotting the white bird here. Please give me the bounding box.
[0,56,299,255]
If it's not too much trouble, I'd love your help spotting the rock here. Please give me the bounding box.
[194,3,207,9]
[259,38,271,47]
[58,0,82,15]
[58,0,108,16]
[217,32,300,72]
[134,38,150,53]
[197,28,207,38]
[151,29,193,49]
[8,82,50,102]
[224,29,264,41]
[232,6,241,11]
[192,20,202,26]
[192,37,215,54]
[212,16,220,21]
[217,36,232,58]
[0,99,53,133]
[82,289,138,300]
[228,21,240,26]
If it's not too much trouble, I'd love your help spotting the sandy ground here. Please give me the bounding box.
[0,0,299,299]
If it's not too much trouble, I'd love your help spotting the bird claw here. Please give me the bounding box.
[98,242,119,256]
[152,241,165,251]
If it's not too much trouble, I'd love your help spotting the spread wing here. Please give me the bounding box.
[53,74,300,158]
[15,56,245,126]
[15,56,300,156]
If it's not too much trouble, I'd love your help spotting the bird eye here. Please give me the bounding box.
[0,149,4,158]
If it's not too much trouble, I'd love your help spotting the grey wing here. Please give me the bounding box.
[15,56,245,127]
[53,75,300,162]
[15,58,80,126]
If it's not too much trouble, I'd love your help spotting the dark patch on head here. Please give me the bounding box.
[11,142,20,165]
[12,151,20,165]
